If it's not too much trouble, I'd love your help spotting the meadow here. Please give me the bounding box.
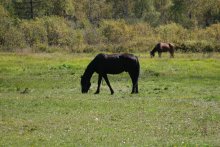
[0,52,220,146]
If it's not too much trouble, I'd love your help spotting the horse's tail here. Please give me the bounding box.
[136,56,140,78]
[169,43,175,49]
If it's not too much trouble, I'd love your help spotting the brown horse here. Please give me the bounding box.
[150,43,175,58]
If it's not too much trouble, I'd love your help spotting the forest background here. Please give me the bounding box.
[1,0,220,53]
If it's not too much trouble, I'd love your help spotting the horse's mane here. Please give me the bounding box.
[82,58,96,80]
[151,43,160,53]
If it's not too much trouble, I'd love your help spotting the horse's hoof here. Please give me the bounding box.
[94,91,99,94]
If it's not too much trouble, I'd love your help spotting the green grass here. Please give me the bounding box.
[0,52,220,146]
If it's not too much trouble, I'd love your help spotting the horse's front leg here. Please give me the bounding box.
[158,52,162,58]
[103,74,114,95]
[95,74,102,94]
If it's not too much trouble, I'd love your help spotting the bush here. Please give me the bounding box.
[69,29,85,52]
[205,24,220,43]
[19,18,47,46]
[176,40,217,53]
[1,26,26,51]
[0,6,26,51]
[155,23,188,43]
[43,16,75,47]
[131,23,158,52]
[0,4,9,17]
[1,11,220,53]
[83,27,102,45]
[38,16,85,52]
[0,17,26,51]
[100,20,134,44]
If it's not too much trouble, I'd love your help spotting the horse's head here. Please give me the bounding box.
[150,51,155,58]
[80,75,91,93]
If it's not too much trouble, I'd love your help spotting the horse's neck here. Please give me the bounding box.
[152,47,157,53]
[153,43,162,52]
[83,60,95,80]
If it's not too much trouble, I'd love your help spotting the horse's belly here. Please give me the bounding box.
[95,59,127,74]
[96,65,125,74]
[107,70,124,74]
[103,66,124,74]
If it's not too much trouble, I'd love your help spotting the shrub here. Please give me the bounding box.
[131,23,159,52]
[70,29,85,52]
[1,26,26,51]
[100,20,134,44]
[155,23,188,43]
[43,16,75,47]
[83,27,102,45]
[176,40,217,53]
[0,5,26,51]
[0,4,9,17]
[0,17,26,51]
[19,18,47,46]
[132,22,154,37]
[205,24,220,42]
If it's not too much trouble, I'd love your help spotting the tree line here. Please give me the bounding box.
[0,0,220,53]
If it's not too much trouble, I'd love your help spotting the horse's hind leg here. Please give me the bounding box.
[129,72,138,94]
[95,74,102,94]
[170,51,174,58]
[103,74,114,95]
[135,82,138,93]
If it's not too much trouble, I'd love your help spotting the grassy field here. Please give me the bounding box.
[0,52,220,146]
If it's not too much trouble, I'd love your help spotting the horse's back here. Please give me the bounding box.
[155,42,171,52]
[160,42,170,48]
[93,53,139,74]
[119,53,137,61]
[119,54,139,73]
[95,53,137,62]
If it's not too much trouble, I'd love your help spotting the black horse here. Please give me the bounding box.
[81,53,140,94]
[150,42,175,58]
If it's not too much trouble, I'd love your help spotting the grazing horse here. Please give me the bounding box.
[150,42,175,58]
[81,53,140,94]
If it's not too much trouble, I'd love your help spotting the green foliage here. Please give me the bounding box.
[0,26,26,51]
[177,40,220,53]
[1,0,220,53]
[83,27,101,45]
[19,19,47,46]
[0,16,26,51]
[44,16,71,46]
[174,23,220,53]
[205,24,220,42]
[52,0,75,16]
[156,23,188,43]
[70,29,85,52]
[100,20,134,44]
[0,4,9,17]
[0,0,14,16]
